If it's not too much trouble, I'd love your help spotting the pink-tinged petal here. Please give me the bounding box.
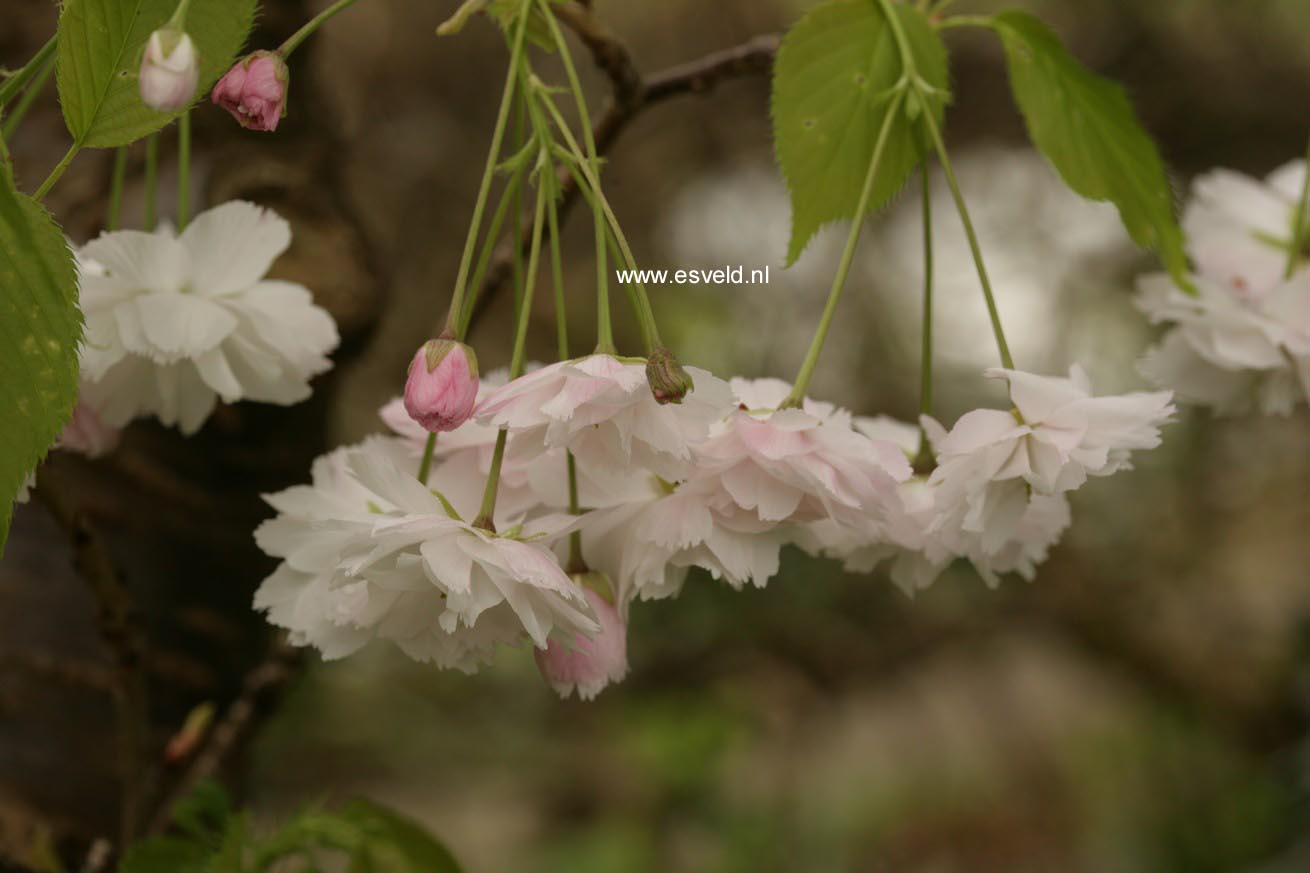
[1138,332,1255,414]
[734,413,810,459]
[720,463,804,522]
[535,584,628,701]
[986,367,1088,422]
[935,409,1025,455]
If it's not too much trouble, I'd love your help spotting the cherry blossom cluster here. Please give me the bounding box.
[1136,160,1310,414]
[253,352,1174,700]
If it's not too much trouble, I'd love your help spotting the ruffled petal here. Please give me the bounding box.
[180,201,292,297]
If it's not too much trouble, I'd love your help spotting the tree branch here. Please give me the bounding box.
[145,636,302,836]
[552,2,643,109]
[34,476,149,846]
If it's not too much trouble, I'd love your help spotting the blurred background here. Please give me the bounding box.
[2,0,1310,870]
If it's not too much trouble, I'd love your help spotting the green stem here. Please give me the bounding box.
[143,135,159,229]
[935,15,993,30]
[107,147,129,231]
[34,144,79,202]
[278,0,365,56]
[474,162,549,531]
[539,0,611,355]
[458,158,530,338]
[418,433,438,484]
[1285,136,1310,280]
[445,0,535,340]
[565,452,585,573]
[538,90,661,352]
[781,90,906,408]
[166,0,195,29]
[509,178,547,379]
[915,162,936,468]
[0,36,56,108]
[557,157,642,351]
[546,171,569,361]
[177,110,192,231]
[2,54,55,141]
[917,100,1015,370]
[510,97,527,318]
[874,0,919,80]
[544,165,587,569]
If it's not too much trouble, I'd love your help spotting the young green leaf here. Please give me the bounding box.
[772,0,949,265]
[990,10,1192,290]
[121,780,465,873]
[339,799,465,873]
[0,169,81,554]
[56,0,257,149]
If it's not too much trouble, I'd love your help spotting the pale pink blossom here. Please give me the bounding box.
[577,379,911,599]
[692,378,911,531]
[578,474,789,600]
[211,51,289,132]
[801,416,952,597]
[253,439,598,668]
[930,366,1174,500]
[1182,161,1306,298]
[1137,270,1310,415]
[921,366,1169,584]
[403,339,479,433]
[535,580,628,700]
[474,353,734,482]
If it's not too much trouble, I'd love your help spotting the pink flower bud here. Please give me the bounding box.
[403,339,479,433]
[535,576,628,701]
[210,50,290,132]
[57,400,121,458]
[139,28,200,112]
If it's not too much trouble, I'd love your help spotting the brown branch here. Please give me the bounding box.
[0,650,118,692]
[34,475,149,846]
[552,2,643,109]
[145,636,302,836]
[642,34,781,104]
[461,29,779,334]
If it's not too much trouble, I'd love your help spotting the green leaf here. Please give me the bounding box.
[170,779,234,842]
[119,837,212,873]
[990,10,1191,289]
[0,169,81,555]
[118,782,463,873]
[340,799,464,873]
[56,0,257,149]
[772,0,949,265]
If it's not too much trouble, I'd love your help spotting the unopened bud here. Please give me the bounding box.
[139,28,199,112]
[211,50,290,132]
[403,338,480,433]
[645,347,695,405]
